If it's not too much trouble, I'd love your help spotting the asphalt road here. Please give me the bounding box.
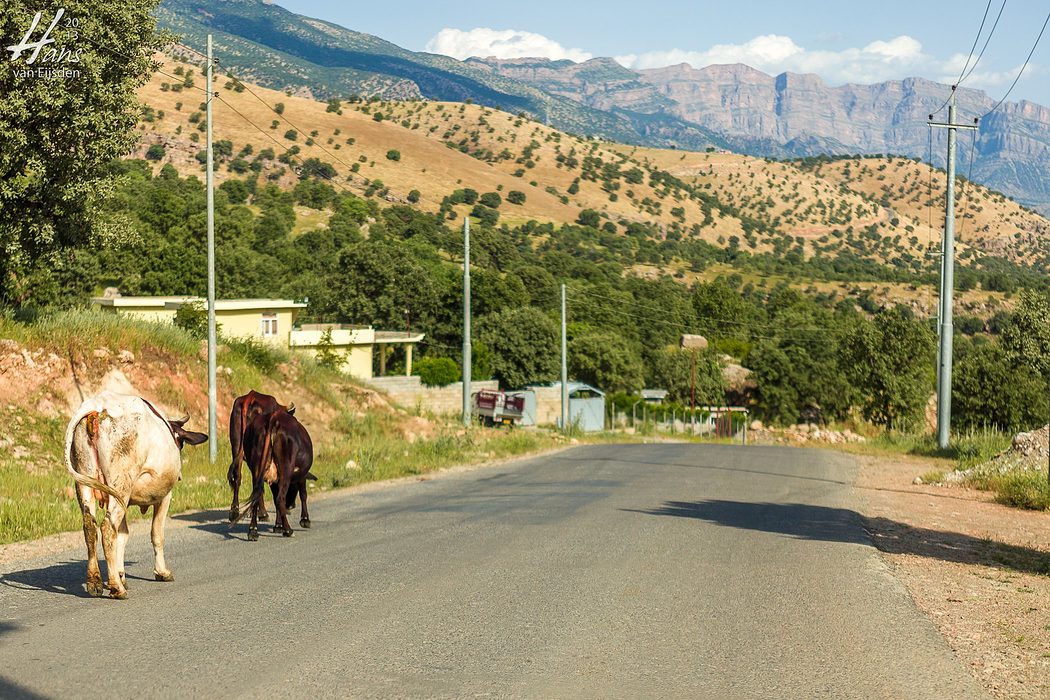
[0,443,987,699]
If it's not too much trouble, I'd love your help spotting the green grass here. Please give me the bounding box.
[864,428,1012,470]
[989,470,1050,511]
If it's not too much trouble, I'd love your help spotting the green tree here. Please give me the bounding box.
[479,307,559,388]
[314,328,343,370]
[386,149,401,161]
[414,356,460,386]
[506,190,526,205]
[569,331,644,394]
[577,209,601,227]
[145,144,165,161]
[648,348,726,405]
[0,1,168,305]
[479,192,502,208]
[1001,290,1050,377]
[219,179,250,204]
[334,239,439,329]
[840,308,935,429]
[953,342,1049,432]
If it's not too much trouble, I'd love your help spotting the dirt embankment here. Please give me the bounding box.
[0,336,432,450]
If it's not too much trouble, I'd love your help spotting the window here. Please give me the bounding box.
[261,313,278,337]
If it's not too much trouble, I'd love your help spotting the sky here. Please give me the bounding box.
[273,0,1050,107]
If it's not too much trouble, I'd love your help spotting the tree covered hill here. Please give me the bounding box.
[134,55,1050,280]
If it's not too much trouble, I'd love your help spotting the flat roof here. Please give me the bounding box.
[374,331,426,344]
[162,298,308,311]
[91,295,194,308]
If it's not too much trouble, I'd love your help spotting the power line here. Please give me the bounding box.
[981,8,1050,119]
[959,0,1008,85]
[955,0,995,85]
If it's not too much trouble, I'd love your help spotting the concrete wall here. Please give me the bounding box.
[216,308,297,346]
[105,306,178,324]
[368,376,499,414]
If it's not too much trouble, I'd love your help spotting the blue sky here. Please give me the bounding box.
[274,0,1050,106]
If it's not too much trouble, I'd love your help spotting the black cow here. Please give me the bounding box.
[227,390,294,523]
[240,408,314,541]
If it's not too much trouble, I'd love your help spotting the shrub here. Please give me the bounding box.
[145,144,165,161]
[173,300,210,340]
[284,129,298,141]
[479,192,501,208]
[415,356,460,386]
[386,149,401,161]
[407,189,420,203]
[506,190,526,205]
[314,328,342,370]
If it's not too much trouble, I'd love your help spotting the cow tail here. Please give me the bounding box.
[231,414,275,525]
[64,410,128,510]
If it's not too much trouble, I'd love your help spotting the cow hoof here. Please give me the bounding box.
[86,579,105,597]
[228,508,239,524]
[155,571,174,582]
[247,528,259,542]
[110,587,128,600]
[300,518,311,529]
[259,512,270,522]
[119,571,126,586]
[282,529,294,538]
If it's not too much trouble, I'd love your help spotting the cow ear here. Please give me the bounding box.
[176,428,208,448]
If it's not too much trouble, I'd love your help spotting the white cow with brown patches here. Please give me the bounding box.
[64,391,207,599]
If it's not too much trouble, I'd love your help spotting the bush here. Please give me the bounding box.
[577,209,600,227]
[415,356,460,387]
[470,204,499,226]
[506,190,526,205]
[224,335,285,374]
[386,149,401,161]
[284,129,298,141]
[314,328,342,370]
[173,301,211,340]
[479,192,501,208]
[407,189,420,203]
[145,144,165,161]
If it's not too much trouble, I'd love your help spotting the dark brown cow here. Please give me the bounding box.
[226,390,293,522]
[238,408,314,541]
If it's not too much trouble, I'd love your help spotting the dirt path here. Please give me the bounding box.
[856,453,1050,699]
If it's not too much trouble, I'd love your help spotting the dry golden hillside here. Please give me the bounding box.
[132,57,1048,270]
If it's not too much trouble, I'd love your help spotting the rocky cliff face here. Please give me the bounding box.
[474,59,1050,214]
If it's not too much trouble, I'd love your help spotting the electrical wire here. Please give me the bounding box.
[981,8,1050,119]
[959,0,1008,85]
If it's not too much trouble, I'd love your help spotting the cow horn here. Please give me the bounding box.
[171,415,189,426]
[287,402,296,414]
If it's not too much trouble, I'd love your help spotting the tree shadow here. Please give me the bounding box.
[0,558,136,598]
[625,500,1050,576]
[0,674,49,700]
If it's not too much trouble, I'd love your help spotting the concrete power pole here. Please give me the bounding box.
[462,216,472,427]
[560,284,568,432]
[928,87,978,449]
[206,34,217,463]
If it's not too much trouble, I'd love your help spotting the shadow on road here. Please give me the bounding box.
[626,500,1050,576]
[171,508,229,524]
[0,558,139,598]
[0,674,47,700]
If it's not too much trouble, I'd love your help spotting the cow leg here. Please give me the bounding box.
[152,492,175,581]
[298,481,311,529]
[270,482,282,533]
[227,461,240,523]
[114,514,130,590]
[76,485,104,597]
[276,474,293,537]
[100,500,128,599]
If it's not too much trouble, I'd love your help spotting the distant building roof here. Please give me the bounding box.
[374,331,425,344]
[641,389,668,401]
[91,295,194,308]
[162,298,307,311]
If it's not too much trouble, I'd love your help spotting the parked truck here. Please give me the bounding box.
[472,389,525,427]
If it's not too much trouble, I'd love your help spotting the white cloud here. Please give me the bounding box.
[425,27,1041,96]
[425,28,592,62]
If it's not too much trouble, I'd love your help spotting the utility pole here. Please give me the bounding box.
[928,87,978,449]
[560,283,568,432]
[462,216,472,427]
[206,34,217,463]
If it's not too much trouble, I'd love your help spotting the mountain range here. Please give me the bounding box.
[156,0,1050,214]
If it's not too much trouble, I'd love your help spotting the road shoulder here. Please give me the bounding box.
[855,452,1050,699]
